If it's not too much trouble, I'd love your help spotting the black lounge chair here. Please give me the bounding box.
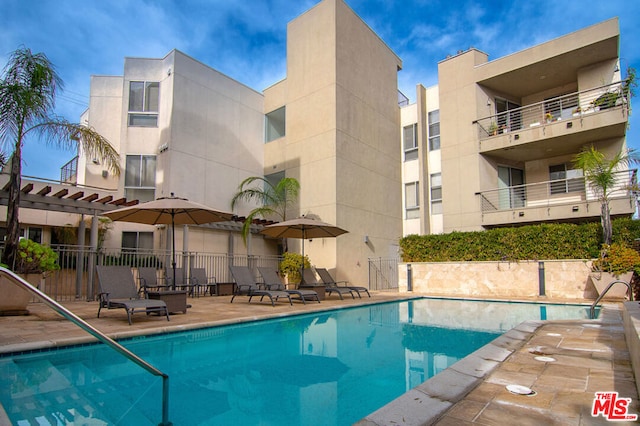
[316,268,371,298]
[137,267,171,296]
[190,267,217,296]
[230,265,292,306]
[166,267,199,296]
[96,265,170,325]
[258,267,320,304]
[301,268,355,300]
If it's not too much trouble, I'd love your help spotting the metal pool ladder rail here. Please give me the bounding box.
[0,267,172,426]
[590,279,633,319]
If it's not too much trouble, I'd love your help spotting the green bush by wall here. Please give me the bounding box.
[399,218,640,262]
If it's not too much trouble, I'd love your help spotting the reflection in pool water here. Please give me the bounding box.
[0,298,595,425]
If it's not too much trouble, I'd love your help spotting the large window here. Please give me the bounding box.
[122,232,153,250]
[128,81,159,127]
[430,173,442,214]
[495,98,521,131]
[405,182,420,219]
[428,110,440,151]
[265,106,286,142]
[18,227,42,243]
[498,166,525,209]
[549,164,584,194]
[403,124,418,161]
[125,155,156,202]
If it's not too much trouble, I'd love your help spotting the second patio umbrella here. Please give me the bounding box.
[103,193,233,288]
[260,216,348,277]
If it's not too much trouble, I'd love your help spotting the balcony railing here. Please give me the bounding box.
[60,155,78,183]
[475,82,628,139]
[478,169,636,213]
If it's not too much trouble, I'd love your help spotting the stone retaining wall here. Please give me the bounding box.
[398,260,598,300]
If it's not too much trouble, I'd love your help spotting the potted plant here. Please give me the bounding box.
[545,112,554,123]
[0,239,60,315]
[589,243,640,299]
[279,252,310,286]
[488,122,498,136]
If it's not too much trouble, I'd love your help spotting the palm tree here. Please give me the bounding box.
[573,145,639,245]
[230,176,300,245]
[0,47,120,269]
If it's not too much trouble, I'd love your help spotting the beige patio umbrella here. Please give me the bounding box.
[260,216,348,276]
[103,193,233,288]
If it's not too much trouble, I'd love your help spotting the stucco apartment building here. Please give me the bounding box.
[401,17,634,236]
[1,0,633,288]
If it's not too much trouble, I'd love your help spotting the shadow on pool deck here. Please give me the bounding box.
[0,294,638,425]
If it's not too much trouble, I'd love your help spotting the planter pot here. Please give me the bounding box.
[0,273,36,315]
[589,271,633,300]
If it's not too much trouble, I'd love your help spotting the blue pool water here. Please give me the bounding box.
[0,298,597,425]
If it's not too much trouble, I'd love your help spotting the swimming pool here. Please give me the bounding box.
[0,298,596,425]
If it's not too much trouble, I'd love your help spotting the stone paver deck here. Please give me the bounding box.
[0,294,638,425]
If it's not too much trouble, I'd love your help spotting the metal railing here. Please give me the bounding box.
[368,257,399,291]
[28,244,400,299]
[0,267,171,425]
[590,279,633,318]
[478,170,636,213]
[475,82,628,139]
[60,156,78,184]
[41,245,282,301]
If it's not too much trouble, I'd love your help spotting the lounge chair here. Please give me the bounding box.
[316,268,371,298]
[166,267,198,296]
[137,267,171,296]
[229,265,292,306]
[190,267,217,296]
[301,268,355,300]
[96,265,170,325]
[258,267,320,304]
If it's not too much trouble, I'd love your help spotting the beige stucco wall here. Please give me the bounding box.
[436,19,625,233]
[264,0,403,286]
[81,50,273,256]
[399,260,598,300]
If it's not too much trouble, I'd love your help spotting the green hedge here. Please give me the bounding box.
[399,218,640,262]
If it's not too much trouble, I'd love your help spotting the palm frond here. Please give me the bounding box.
[29,120,121,176]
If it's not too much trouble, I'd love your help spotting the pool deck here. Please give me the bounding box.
[0,293,638,425]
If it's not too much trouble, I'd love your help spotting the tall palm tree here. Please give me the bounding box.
[573,145,639,245]
[231,176,300,245]
[0,47,120,269]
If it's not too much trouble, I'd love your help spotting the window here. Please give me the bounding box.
[430,173,442,214]
[403,124,418,161]
[498,166,525,209]
[428,110,440,151]
[549,164,584,194]
[19,227,42,243]
[265,106,286,142]
[495,98,522,131]
[128,81,159,127]
[405,182,420,219]
[125,155,156,202]
[122,232,153,250]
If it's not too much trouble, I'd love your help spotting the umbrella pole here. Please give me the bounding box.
[171,212,176,290]
[301,227,305,280]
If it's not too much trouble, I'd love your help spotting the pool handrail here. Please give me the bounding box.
[0,266,171,426]
[589,279,633,319]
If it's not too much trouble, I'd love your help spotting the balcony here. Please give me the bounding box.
[60,156,78,184]
[477,170,637,227]
[475,83,629,162]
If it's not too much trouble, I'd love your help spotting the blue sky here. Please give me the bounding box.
[2,0,639,180]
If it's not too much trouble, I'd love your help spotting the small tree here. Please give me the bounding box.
[230,176,300,246]
[573,146,639,245]
[0,47,121,270]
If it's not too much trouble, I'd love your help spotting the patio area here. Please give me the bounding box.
[0,294,638,425]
